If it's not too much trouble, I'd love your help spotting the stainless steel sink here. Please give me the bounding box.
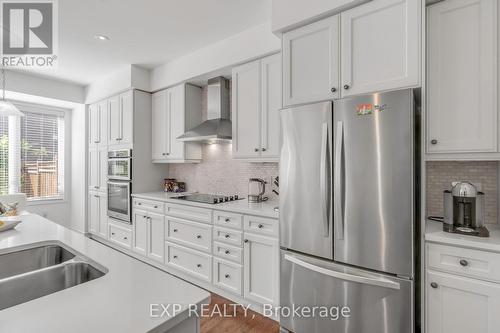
[0,244,75,280]
[0,242,107,310]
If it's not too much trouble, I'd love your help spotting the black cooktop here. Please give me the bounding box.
[173,194,242,204]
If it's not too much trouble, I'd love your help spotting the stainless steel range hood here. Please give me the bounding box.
[177,77,231,142]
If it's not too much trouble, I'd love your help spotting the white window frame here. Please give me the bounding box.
[9,101,71,204]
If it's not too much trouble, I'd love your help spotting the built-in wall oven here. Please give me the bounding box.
[107,149,132,223]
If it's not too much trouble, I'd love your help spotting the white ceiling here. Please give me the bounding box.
[17,0,271,86]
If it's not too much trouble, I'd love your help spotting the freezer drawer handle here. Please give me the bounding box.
[334,121,345,240]
[284,254,400,290]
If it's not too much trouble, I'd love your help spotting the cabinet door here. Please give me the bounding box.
[98,194,108,238]
[427,0,497,153]
[88,193,99,234]
[147,212,165,263]
[261,54,282,159]
[232,60,261,158]
[88,148,100,190]
[427,270,500,333]
[132,210,148,256]
[108,95,120,145]
[152,90,168,160]
[88,103,100,147]
[282,15,340,106]
[243,233,279,305]
[98,148,107,190]
[98,100,108,147]
[119,90,133,145]
[340,0,420,97]
[167,84,185,160]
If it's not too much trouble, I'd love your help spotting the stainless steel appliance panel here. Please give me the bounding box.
[108,149,132,181]
[333,89,414,277]
[280,250,413,333]
[280,102,333,259]
[107,181,131,222]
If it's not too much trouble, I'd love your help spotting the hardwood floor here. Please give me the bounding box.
[200,294,280,333]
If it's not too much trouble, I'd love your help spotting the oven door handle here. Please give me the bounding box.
[107,181,131,187]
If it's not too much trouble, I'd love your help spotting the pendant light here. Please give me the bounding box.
[0,68,23,117]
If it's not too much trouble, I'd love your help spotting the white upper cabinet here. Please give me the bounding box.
[232,54,282,161]
[340,0,420,97]
[261,54,282,159]
[282,15,340,106]
[89,100,108,148]
[108,90,133,147]
[232,60,262,158]
[152,84,202,163]
[427,0,497,154]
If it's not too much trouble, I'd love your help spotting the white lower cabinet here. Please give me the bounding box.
[213,258,243,295]
[243,233,279,305]
[88,191,107,238]
[127,199,279,309]
[426,270,500,333]
[133,209,164,263]
[108,220,132,248]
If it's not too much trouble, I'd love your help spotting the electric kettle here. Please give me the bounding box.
[248,178,268,203]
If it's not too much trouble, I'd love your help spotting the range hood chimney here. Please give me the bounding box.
[177,76,231,142]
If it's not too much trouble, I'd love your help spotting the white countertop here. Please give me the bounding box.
[426,220,500,253]
[0,214,210,333]
[132,192,280,219]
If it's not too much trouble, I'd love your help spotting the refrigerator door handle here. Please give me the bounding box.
[334,121,344,240]
[284,254,400,290]
[320,122,330,237]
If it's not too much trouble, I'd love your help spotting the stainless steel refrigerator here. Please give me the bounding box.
[280,89,417,333]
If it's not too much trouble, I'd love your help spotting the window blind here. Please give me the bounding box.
[0,106,65,200]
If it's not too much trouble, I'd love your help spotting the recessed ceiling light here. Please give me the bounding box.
[94,34,109,41]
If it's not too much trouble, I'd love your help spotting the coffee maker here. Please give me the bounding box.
[443,181,489,237]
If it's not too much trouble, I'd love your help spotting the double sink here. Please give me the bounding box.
[0,242,107,310]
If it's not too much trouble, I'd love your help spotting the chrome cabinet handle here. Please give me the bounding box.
[254,148,259,152]
[430,282,438,289]
[173,255,178,259]
[138,203,142,205]
[225,250,230,255]
[196,235,202,239]
[225,218,230,223]
[196,264,202,268]
[173,229,178,232]
[93,195,99,198]
[343,85,350,90]
[261,148,266,152]
[123,237,127,240]
[94,186,99,189]
[258,224,264,229]
[459,259,469,267]
[154,205,158,208]
[111,232,115,236]
[224,234,230,239]
[331,87,337,93]
[244,239,248,243]
[431,139,438,145]
[225,274,230,279]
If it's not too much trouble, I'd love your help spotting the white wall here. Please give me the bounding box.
[69,104,87,233]
[150,21,280,91]
[271,0,370,32]
[85,65,151,103]
[5,70,85,103]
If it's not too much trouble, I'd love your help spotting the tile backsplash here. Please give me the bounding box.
[426,161,498,224]
[167,81,279,200]
[168,143,279,199]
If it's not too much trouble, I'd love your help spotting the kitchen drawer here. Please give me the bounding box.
[165,241,212,282]
[108,222,132,248]
[213,258,242,296]
[166,217,212,252]
[244,215,278,237]
[213,210,243,230]
[133,198,165,214]
[213,227,243,247]
[165,203,212,224]
[427,242,500,283]
[213,241,243,264]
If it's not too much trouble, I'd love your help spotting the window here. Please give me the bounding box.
[0,103,65,201]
